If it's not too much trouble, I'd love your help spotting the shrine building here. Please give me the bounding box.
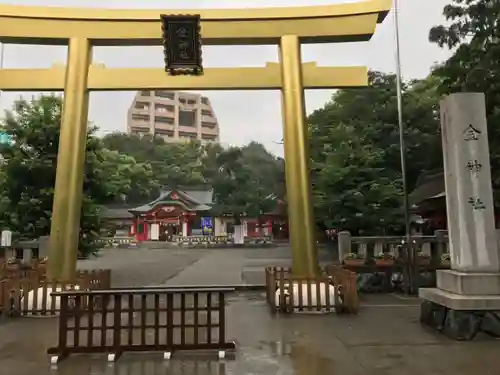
[104,187,289,242]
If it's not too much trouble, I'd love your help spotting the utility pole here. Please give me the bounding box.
[394,0,414,294]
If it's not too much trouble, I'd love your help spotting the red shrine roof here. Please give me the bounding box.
[128,187,213,216]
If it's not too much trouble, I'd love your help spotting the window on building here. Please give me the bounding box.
[179,110,197,126]
[131,114,150,121]
[201,122,215,128]
[202,134,217,141]
[131,125,149,131]
[155,116,174,124]
[187,99,197,105]
[155,91,175,99]
[134,101,149,110]
[179,132,197,140]
[140,90,150,96]
[201,97,209,105]
[154,128,174,137]
[201,109,212,116]
[155,104,175,113]
[179,98,186,104]
[131,127,150,137]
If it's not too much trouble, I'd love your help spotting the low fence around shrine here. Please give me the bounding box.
[95,237,138,248]
[172,235,273,247]
[0,269,111,316]
[265,266,358,314]
[337,230,450,266]
[47,286,236,362]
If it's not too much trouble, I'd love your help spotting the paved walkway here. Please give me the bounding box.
[1,293,499,375]
[78,248,207,287]
[164,250,247,286]
[163,247,336,286]
[79,247,302,288]
[2,249,499,375]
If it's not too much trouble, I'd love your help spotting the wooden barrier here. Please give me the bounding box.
[265,267,343,313]
[324,265,359,313]
[0,269,111,316]
[47,287,236,363]
[0,278,7,314]
[0,264,47,280]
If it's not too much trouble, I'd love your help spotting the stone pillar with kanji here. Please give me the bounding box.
[419,93,500,340]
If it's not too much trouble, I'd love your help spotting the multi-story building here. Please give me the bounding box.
[127,90,219,143]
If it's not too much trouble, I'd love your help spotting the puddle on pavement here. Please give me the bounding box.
[269,340,335,375]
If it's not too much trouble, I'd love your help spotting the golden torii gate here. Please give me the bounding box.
[0,0,391,281]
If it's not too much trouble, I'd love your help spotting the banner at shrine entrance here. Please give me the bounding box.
[201,217,213,235]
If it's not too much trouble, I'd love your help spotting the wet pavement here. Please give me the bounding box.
[1,247,499,374]
[1,292,499,375]
[76,248,205,287]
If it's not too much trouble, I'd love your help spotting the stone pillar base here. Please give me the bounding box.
[436,269,500,295]
[419,287,500,310]
[419,286,500,340]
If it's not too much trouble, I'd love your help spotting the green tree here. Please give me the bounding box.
[97,148,158,204]
[0,95,134,256]
[102,133,285,217]
[0,166,9,230]
[102,133,205,190]
[309,71,442,191]
[429,0,500,203]
[308,71,442,233]
[208,143,284,223]
[311,123,403,234]
[240,142,286,204]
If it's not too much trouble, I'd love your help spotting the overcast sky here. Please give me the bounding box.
[0,0,451,156]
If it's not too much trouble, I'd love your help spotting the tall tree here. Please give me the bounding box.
[311,123,403,234]
[102,133,205,190]
[103,133,285,215]
[309,71,442,191]
[0,96,138,256]
[308,71,442,233]
[429,0,500,204]
[209,143,284,222]
[96,148,159,204]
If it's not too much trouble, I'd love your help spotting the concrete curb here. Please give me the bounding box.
[231,284,266,291]
[163,284,267,291]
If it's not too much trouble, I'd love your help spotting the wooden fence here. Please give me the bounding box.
[265,266,358,314]
[0,261,47,280]
[0,269,111,316]
[324,265,359,313]
[47,287,236,363]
